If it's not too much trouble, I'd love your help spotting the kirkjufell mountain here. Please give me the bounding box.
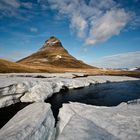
[18,36,94,69]
[0,36,96,73]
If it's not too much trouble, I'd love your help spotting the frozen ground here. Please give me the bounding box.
[57,101,140,140]
[0,103,55,140]
[0,73,138,108]
[0,73,139,140]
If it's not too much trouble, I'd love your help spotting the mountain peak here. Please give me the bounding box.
[40,36,62,51]
[45,36,61,46]
[45,36,60,43]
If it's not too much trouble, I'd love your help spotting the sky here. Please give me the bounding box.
[0,0,140,68]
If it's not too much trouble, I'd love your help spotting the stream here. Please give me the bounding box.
[0,80,140,128]
[45,80,140,122]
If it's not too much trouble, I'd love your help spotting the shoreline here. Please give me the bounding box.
[0,73,140,140]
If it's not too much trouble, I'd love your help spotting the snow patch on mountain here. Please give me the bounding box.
[47,40,60,46]
[55,55,62,59]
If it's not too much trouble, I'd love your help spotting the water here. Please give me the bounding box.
[46,80,140,122]
[0,80,140,128]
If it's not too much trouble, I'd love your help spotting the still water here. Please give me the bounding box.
[46,80,140,121]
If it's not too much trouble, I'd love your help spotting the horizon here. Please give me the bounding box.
[0,0,140,68]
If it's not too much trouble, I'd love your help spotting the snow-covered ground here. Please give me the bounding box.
[57,102,140,140]
[0,103,55,140]
[0,73,138,108]
[0,73,139,140]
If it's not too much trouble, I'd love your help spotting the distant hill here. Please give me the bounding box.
[128,67,140,72]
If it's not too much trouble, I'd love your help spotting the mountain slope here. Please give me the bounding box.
[0,59,39,73]
[18,36,94,69]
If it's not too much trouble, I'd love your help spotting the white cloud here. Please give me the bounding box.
[0,0,139,46]
[30,27,38,33]
[47,0,138,46]
[21,2,33,9]
[48,0,89,38]
[2,0,20,8]
[86,8,130,45]
[92,51,140,68]
[0,0,20,18]
[71,15,87,38]
[0,0,37,20]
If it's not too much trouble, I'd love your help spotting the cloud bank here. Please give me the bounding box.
[92,51,140,68]
[47,0,138,46]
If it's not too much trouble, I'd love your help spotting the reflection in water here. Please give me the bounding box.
[46,80,140,122]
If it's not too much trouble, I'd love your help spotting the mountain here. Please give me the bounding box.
[0,36,98,73]
[18,36,94,69]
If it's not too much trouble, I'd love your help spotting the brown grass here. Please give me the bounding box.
[0,59,40,73]
[97,70,140,78]
[0,59,140,78]
[0,59,139,78]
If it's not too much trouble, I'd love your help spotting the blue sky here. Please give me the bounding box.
[0,0,140,68]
